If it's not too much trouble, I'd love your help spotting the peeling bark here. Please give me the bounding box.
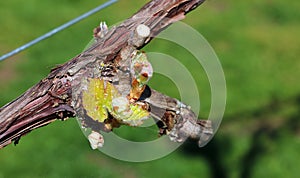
[0,0,211,149]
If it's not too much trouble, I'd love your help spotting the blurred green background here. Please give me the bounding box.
[1,0,300,177]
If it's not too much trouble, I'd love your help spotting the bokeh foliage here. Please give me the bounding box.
[1,0,300,177]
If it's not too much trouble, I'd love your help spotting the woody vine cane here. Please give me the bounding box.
[0,0,212,149]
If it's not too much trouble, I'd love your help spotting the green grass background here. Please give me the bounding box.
[1,0,300,177]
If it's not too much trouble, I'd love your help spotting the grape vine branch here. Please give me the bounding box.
[0,0,211,149]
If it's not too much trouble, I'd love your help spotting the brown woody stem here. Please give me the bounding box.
[0,0,206,148]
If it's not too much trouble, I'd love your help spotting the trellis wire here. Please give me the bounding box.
[0,0,118,62]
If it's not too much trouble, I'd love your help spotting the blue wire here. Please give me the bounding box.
[0,0,118,61]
